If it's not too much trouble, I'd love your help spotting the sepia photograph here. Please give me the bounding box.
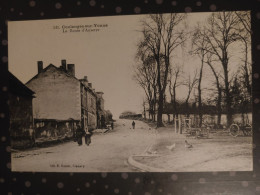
[8,11,253,172]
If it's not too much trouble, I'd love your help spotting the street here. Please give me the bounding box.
[11,119,158,172]
[11,119,252,172]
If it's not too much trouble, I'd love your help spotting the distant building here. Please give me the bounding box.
[26,60,99,139]
[119,111,142,119]
[9,71,35,148]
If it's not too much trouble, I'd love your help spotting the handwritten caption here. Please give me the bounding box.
[53,24,108,33]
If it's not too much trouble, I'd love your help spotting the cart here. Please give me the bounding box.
[229,123,252,137]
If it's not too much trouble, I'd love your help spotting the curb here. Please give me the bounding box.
[127,155,166,172]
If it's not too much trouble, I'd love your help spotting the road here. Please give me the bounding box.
[11,119,252,172]
[11,119,157,172]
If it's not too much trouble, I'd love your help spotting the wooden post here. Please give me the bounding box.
[174,117,177,133]
[178,116,180,134]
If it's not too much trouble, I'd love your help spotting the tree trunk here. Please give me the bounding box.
[157,93,164,127]
[185,101,189,117]
[173,86,177,118]
[207,60,222,127]
[223,63,232,127]
[153,99,156,122]
[198,58,204,127]
[217,90,222,126]
[243,39,251,94]
[143,104,146,119]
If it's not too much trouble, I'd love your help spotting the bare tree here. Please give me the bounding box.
[235,11,251,34]
[184,71,198,117]
[133,48,157,121]
[203,12,241,127]
[235,11,251,95]
[205,53,223,126]
[191,25,208,127]
[168,64,182,118]
[139,13,187,127]
[142,99,147,120]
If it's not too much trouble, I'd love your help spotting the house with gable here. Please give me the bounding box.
[26,60,98,140]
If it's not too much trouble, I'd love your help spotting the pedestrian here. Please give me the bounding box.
[101,115,106,129]
[84,126,91,146]
[76,124,83,146]
[132,121,135,129]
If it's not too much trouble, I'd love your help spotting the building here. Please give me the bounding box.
[96,91,105,128]
[26,60,99,139]
[9,71,35,148]
[80,77,97,130]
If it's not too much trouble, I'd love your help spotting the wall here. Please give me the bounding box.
[87,90,97,130]
[99,98,104,111]
[81,85,88,129]
[27,66,81,121]
[9,93,34,148]
[34,120,78,139]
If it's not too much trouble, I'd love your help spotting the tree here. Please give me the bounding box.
[191,25,208,127]
[205,53,223,126]
[203,12,241,127]
[230,73,251,125]
[138,13,186,127]
[233,11,252,125]
[235,11,251,95]
[133,47,157,121]
[168,64,182,118]
[184,71,198,117]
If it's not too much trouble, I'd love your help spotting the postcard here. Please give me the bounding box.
[8,11,252,172]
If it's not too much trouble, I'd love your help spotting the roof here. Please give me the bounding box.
[9,71,35,97]
[26,64,79,85]
[26,63,98,97]
[81,83,97,97]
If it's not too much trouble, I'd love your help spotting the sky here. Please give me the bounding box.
[8,12,250,119]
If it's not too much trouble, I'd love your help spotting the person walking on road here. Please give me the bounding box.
[76,124,84,146]
[132,121,136,129]
[84,125,92,146]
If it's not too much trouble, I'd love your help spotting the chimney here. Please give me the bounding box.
[81,76,88,87]
[38,61,43,73]
[61,59,67,71]
[88,83,92,88]
[67,64,75,76]
[97,92,104,98]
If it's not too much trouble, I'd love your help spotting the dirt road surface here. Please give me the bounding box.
[11,119,252,172]
[11,119,157,172]
[134,127,253,172]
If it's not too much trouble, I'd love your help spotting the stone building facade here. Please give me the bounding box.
[80,77,97,130]
[26,60,101,139]
[96,92,105,128]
